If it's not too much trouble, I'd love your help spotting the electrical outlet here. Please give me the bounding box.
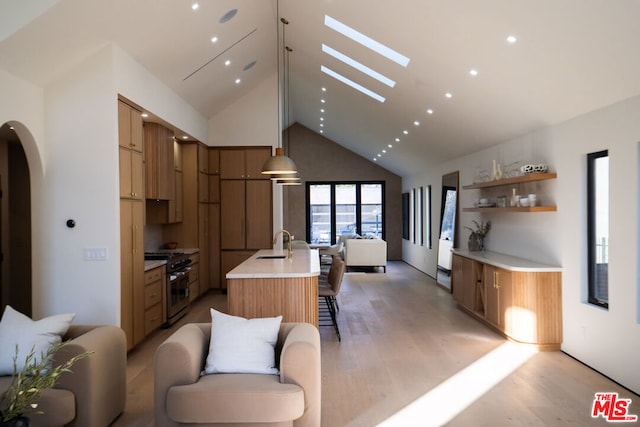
[83,247,108,261]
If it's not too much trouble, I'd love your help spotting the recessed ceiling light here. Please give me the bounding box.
[320,108,325,113]
[224,59,231,67]
[469,69,478,76]
[141,113,149,118]
[182,136,188,140]
[322,87,327,92]
[320,123,324,127]
[220,8,238,24]
[403,130,409,135]
[377,153,382,157]
[320,130,324,133]
[322,44,396,87]
[426,109,434,115]
[382,149,387,153]
[388,144,393,148]
[395,138,400,142]
[211,36,218,43]
[324,15,410,67]
[320,117,324,121]
[235,78,241,84]
[9,126,15,130]
[321,65,385,103]
[506,35,517,44]
[445,92,453,99]
[191,3,199,11]
[414,121,420,126]
[373,158,377,161]
[321,99,326,103]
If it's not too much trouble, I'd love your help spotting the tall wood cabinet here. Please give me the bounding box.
[452,251,562,350]
[220,147,272,287]
[118,99,145,350]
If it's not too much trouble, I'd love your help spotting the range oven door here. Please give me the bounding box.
[165,269,190,326]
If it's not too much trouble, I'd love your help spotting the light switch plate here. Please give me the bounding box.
[83,247,108,261]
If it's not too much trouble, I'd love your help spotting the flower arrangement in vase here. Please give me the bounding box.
[0,343,92,425]
[465,220,491,251]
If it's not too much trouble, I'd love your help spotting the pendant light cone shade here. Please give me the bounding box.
[272,171,299,181]
[262,147,297,174]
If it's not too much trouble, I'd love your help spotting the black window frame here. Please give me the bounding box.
[306,181,385,244]
[587,149,609,309]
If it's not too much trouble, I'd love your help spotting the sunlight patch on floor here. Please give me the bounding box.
[377,341,538,427]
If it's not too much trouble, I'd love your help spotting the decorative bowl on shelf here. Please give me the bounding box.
[520,164,548,174]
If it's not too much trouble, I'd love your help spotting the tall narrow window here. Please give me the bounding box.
[587,150,609,308]
[307,182,384,243]
[309,184,332,244]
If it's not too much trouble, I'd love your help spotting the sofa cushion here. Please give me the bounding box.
[167,373,304,424]
[0,376,75,426]
[203,309,282,375]
[0,306,75,375]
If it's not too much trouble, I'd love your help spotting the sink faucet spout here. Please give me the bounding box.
[273,229,293,258]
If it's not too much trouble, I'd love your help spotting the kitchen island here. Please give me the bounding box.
[226,249,321,327]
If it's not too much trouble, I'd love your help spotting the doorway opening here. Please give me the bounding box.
[436,171,459,291]
[0,122,32,316]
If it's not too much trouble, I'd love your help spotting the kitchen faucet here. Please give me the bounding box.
[273,229,293,258]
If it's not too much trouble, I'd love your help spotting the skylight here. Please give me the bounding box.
[321,44,396,88]
[324,15,410,67]
[321,65,386,103]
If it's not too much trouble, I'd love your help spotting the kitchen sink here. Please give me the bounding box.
[256,255,287,259]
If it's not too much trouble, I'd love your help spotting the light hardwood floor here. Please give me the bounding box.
[112,261,639,427]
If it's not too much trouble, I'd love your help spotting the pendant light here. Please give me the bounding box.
[261,13,298,176]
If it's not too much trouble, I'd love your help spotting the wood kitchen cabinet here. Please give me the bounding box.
[147,139,182,224]
[144,265,165,336]
[119,147,143,199]
[144,122,175,200]
[452,254,482,312]
[220,180,272,250]
[219,147,272,288]
[120,199,144,350]
[220,147,271,180]
[452,251,562,350]
[187,252,200,303]
[483,264,513,333]
[118,97,145,351]
[118,100,143,152]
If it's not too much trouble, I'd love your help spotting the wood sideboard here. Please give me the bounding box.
[452,249,562,350]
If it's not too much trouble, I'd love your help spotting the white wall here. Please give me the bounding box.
[39,44,120,323]
[114,47,208,144]
[404,95,640,394]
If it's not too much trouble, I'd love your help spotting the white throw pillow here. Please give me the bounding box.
[0,305,75,375]
[203,308,282,375]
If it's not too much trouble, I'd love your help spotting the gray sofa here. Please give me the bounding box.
[0,325,127,427]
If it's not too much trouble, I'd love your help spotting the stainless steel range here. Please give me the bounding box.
[144,252,192,326]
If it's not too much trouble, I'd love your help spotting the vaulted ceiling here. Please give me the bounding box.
[2,0,640,175]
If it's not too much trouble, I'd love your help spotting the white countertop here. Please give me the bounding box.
[452,249,562,272]
[144,260,166,271]
[227,249,321,279]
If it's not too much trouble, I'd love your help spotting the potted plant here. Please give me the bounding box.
[0,343,92,426]
[465,220,491,251]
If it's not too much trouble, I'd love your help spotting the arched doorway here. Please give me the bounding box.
[0,122,32,316]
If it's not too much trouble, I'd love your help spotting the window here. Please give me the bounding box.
[587,150,609,308]
[307,182,384,244]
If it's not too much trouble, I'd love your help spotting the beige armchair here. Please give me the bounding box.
[154,322,321,427]
[0,325,127,427]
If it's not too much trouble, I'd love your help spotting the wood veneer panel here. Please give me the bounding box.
[228,276,319,327]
